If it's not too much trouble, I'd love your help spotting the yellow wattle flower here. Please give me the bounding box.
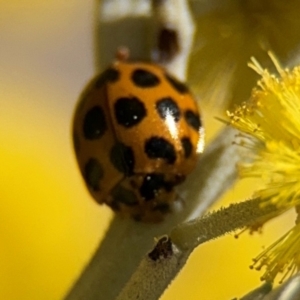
[227,54,300,282]
[251,221,300,283]
[228,55,300,212]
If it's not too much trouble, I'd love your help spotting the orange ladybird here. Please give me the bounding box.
[72,60,204,222]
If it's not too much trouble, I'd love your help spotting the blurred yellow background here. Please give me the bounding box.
[0,1,294,299]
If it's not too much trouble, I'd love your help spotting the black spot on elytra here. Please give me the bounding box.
[156,97,181,122]
[139,173,166,201]
[110,143,135,175]
[181,137,193,158]
[165,73,189,94]
[145,137,176,164]
[94,68,120,88]
[184,110,201,131]
[114,97,146,128]
[83,106,107,140]
[111,185,139,208]
[84,158,104,191]
[131,68,160,88]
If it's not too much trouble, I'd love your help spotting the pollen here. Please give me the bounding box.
[250,221,300,283]
[227,53,300,283]
[228,54,300,212]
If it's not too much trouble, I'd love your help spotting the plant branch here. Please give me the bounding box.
[171,198,276,250]
[65,126,239,300]
[151,0,195,80]
[116,199,276,300]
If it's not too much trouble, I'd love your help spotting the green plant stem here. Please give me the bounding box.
[64,127,239,300]
[170,198,276,250]
[116,199,276,300]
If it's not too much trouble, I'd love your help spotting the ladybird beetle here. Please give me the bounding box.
[72,60,204,222]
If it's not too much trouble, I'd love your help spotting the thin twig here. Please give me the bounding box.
[116,199,276,300]
[170,198,276,250]
[65,126,239,300]
[151,0,195,80]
